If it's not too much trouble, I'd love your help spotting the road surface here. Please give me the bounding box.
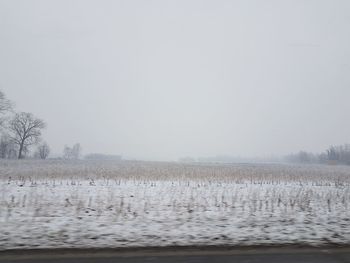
[0,247,350,263]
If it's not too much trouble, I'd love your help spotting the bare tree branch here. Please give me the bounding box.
[8,112,46,159]
[0,90,13,129]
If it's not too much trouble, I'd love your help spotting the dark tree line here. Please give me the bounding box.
[326,144,350,165]
[286,144,350,165]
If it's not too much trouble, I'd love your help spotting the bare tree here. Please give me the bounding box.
[72,143,81,159]
[0,135,17,158]
[35,142,50,159]
[8,112,46,159]
[0,91,13,129]
[0,135,17,159]
[0,91,12,114]
[63,143,81,159]
[63,145,72,159]
[0,135,10,158]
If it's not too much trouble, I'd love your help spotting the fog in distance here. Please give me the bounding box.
[1,0,349,160]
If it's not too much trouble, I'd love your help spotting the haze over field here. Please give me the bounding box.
[1,0,349,160]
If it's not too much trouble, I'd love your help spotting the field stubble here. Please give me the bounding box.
[1,160,350,250]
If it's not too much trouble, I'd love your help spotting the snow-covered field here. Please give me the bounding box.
[1,160,350,250]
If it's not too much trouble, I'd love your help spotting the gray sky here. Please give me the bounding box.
[0,0,349,160]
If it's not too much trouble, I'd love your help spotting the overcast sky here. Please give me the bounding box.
[0,0,349,160]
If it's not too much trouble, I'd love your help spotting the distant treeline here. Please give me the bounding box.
[84,153,122,161]
[285,144,350,165]
[179,155,281,164]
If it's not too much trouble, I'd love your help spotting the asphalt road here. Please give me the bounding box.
[0,247,350,263]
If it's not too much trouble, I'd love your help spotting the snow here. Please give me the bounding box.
[1,160,350,250]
